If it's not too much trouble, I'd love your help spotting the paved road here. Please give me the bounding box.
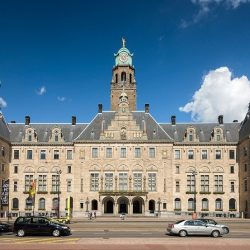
[1,217,250,249]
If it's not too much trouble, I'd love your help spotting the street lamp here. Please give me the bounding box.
[192,170,198,218]
[85,197,89,212]
[56,170,62,219]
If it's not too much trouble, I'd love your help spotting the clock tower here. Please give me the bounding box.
[110,38,136,111]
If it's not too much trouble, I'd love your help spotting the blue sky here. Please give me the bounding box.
[1,0,250,123]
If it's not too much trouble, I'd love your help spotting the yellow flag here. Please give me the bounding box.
[29,180,36,197]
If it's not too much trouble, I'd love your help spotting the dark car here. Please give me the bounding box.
[13,216,71,237]
[0,222,12,233]
[197,218,229,234]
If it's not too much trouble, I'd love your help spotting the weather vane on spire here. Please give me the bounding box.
[122,37,126,48]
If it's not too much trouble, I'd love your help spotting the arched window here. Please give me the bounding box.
[52,198,58,210]
[202,198,209,210]
[188,198,194,210]
[229,198,236,210]
[175,198,181,210]
[39,198,45,210]
[121,72,126,82]
[115,74,118,83]
[129,74,132,83]
[12,198,19,209]
[148,200,155,212]
[92,199,98,210]
[215,198,222,210]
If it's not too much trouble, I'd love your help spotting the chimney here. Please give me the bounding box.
[171,115,176,125]
[145,104,149,113]
[11,121,16,123]
[25,116,30,125]
[98,104,103,113]
[218,115,223,124]
[72,116,76,125]
[233,120,238,123]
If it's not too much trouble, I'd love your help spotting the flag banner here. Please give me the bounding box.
[29,180,36,198]
[1,180,9,205]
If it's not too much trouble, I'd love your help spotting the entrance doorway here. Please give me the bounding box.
[103,197,114,214]
[117,197,129,214]
[132,197,144,214]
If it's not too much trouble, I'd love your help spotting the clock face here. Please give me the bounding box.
[119,53,128,63]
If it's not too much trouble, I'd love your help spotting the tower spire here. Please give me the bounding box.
[122,37,126,48]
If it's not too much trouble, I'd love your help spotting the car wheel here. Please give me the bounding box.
[52,229,60,237]
[17,229,25,237]
[211,230,220,238]
[223,227,229,234]
[179,230,187,237]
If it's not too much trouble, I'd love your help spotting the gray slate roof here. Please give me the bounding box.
[4,111,241,144]
[0,114,10,141]
[160,122,240,143]
[239,109,250,141]
[8,123,87,143]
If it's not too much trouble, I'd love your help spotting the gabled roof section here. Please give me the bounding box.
[160,122,240,143]
[75,111,173,142]
[0,113,10,141]
[8,123,88,143]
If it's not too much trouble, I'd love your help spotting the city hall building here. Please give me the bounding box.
[0,40,249,218]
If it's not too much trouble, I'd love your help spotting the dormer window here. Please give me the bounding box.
[23,128,38,143]
[189,131,193,142]
[50,127,64,143]
[184,126,198,142]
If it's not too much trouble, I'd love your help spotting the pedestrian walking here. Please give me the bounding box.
[94,211,96,219]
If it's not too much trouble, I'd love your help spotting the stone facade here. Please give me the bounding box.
[0,40,247,219]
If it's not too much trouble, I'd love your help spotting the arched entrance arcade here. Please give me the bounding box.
[132,197,144,214]
[117,196,129,214]
[103,197,114,214]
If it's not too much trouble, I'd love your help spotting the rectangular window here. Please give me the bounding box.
[230,182,235,193]
[2,164,5,172]
[90,173,99,191]
[174,150,180,159]
[120,148,127,158]
[148,173,156,191]
[40,150,46,160]
[80,202,84,209]
[106,148,112,158]
[67,166,72,174]
[14,181,18,192]
[214,175,223,192]
[92,148,98,158]
[134,148,141,158]
[119,173,128,191]
[187,175,195,192]
[200,175,209,192]
[230,165,235,174]
[38,175,47,192]
[149,148,155,158]
[52,175,59,192]
[105,173,113,191]
[27,150,32,160]
[244,179,248,192]
[201,150,208,160]
[245,164,247,172]
[134,173,142,191]
[53,150,59,160]
[14,165,18,174]
[67,180,72,192]
[215,150,221,159]
[67,150,73,160]
[25,175,34,192]
[188,150,194,159]
[13,150,19,159]
[176,181,180,192]
[163,203,167,209]
[229,150,235,159]
[176,166,180,174]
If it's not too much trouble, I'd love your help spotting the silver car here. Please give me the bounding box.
[197,218,229,234]
[167,219,225,237]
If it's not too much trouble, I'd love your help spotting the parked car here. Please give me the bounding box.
[197,218,229,234]
[167,219,225,237]
[0,222,12,233]
[13,216,71,237]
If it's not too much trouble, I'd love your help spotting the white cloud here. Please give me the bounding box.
[36,86,46,95]
[0,97,7,108]
[57,96,66,102]
[181,0,250,28]
[179,67,250,122]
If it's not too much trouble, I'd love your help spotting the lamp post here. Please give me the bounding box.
[192,170,198,219]
[56,170,62,219]
[85,197,89,212]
